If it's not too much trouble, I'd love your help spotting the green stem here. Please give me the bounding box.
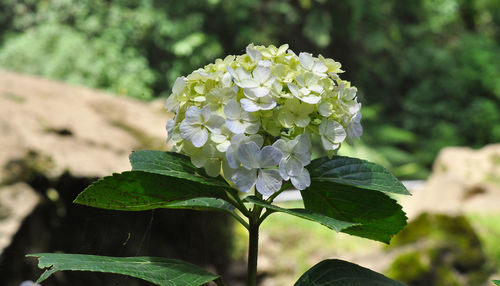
[247,193,263,286]
[247,216,259,286]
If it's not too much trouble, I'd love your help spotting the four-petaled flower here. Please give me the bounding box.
[231,142,283,195]
[180,106,224,147]
[273,135,311,190]
[224,100,260,134]
[319,119,347,151]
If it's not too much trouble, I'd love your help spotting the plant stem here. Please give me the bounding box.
[247,216,259,286]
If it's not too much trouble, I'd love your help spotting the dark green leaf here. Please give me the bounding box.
[129,150,230,188]
[301,182,407,243]
[294,259,405,286]
[162,197,235,214]
[27,253,219,286]
[493,280,500,286]
[308,156,410,195]
[245,196,358,232]
[74,171,231,211]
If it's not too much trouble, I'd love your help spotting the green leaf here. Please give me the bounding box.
[74,171,231,211]
[294,259,405,286]
[308,156,411,195]
[493,280,500,286]
[129,150,230,188]
[301,182,407,243]
[162,197,235,214]
[245,196,358,232]
[27,253,219,286]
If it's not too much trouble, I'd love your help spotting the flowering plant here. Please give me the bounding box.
[28,45,409,286]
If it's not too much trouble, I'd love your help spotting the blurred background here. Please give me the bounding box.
[0,0,499,285]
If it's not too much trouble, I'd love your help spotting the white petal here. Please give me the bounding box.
[190,152,206,168]
[309,84,324,94]
[224,100,242,119]
[253,66,271,83]
[318,102,333,117]
[312,62,328,75]
[221,160,235,182]
[256,169,282,195]
[290,169,311,190]
[216,140,231,152]
[172,77,186,94]
[282,157,304,176]
[278,163,290,180]
[184,106,202,123]
[204,159,221,177]
[278,111,295,128]
[211,133,227,144]
[227,66,238,79]
[166,119,175,134]
[238,142,261,169]
[231,168,257,193]
[226,119,247,134]
[180,121,200,140]
[294,115,311,128]
[205,115,225,133]
[298,94,321,104]
[295,134,311,153]
[321,136,340,151]
[244,121,260,134]
[239,78,259,89]
[200,106,212,121]
[287,83,300,97]
[259,146,282,168]
[325,120,347,143]
[246,45,261,63]
[299,52,314,70]
[250,86,270,98]
[240,98,261,112]
[272,139,288,155]
[248,134,264,148]
[191,128,209,147]
[225,146,239,168]
[257,97,277,110]
[221,72,233,87]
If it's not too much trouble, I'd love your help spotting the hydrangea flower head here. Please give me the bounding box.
[166,44,362,195]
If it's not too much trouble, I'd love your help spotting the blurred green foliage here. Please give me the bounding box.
[0,0,499,177]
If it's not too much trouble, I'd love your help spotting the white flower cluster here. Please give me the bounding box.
[166,44,362,195]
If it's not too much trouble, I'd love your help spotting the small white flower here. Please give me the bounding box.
[299,52,328,78]
[165,77,187,112]
[346,111,363,143]
[231,142,283,195]
[229,65,276,98]
[277,98,314,128]
[246,44,262,63]
[273,134,311,177]
[281,168,311,191]
[288,73,324,104]
[319,119,347,151]
[180,106,224,147]
[239,91,277,112]
[224,100,260,134]
[183,142,222,177]
[206,87,237,112]
[211,125,233,152]
[225,134,264,168]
